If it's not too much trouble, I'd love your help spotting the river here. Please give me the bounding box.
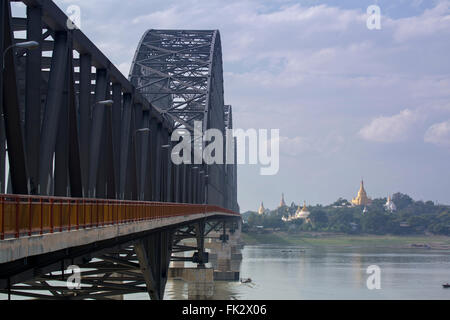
[159,245,450,300]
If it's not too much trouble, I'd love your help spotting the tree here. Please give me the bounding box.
[331,198,350,207]
[392,193,413,210]
[361,211,390,234]
[309,210,328,229]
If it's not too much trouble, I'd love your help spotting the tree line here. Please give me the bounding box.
[242,193,450,236]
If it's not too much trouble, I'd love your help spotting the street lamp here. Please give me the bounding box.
[95,100,114,107]
[135,128,150,135]
[2,41,39,70]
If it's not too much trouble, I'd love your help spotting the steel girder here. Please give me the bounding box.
[130,30,237,210]
[129,30,220,131]
[0,216,237,300]
[0,0,241,301]
[1,0,172,201]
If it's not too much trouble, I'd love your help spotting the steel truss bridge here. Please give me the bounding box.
[0,0,240,300]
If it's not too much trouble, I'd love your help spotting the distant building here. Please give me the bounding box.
[282,201,310,222]
[297,201,311,219]
[400,222,411,228]
[384,195,397,212]
[351,180,372,206]
[279,193,287,208]
[258,202,266,215]
[349,222,358,231]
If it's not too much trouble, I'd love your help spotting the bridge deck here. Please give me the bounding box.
[0,194,238,264]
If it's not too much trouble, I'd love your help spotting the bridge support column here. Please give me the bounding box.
[185,268,214,300]
[134,230,173,300]
[206,221,242,281]
[195,221,207,267]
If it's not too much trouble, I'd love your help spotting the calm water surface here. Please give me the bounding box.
[160,245,450,300]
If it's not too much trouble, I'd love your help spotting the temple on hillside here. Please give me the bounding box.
[351,180,372,206]
[384,195,396,212]
[297,201,310,219]
[282,201,311,222]
[258,202,266,215]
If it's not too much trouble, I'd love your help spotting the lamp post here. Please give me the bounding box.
[134,128,150,136]
[2,41,39,70]
[94,99,114,107]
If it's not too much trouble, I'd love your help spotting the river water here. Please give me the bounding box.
[160,245,450,300]
[3,245,449,300]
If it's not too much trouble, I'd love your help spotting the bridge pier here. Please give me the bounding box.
[207,221,243,281]
[168,267,214,300]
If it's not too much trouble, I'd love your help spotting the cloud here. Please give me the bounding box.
[44,0,450,210]
[391,1,450,42]
[273,134,345,157]
[358,109,419,143]
[424,120,450,147]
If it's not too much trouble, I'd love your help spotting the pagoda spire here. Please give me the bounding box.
[279,193,286,207]
[258,201,265,214]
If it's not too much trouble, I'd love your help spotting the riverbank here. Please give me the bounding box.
[241,231,450,249]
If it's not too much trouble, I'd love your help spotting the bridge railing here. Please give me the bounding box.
[0,194,238,240]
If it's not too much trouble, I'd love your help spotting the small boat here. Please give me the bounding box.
[240,278,252,284]
[443,283,450,288]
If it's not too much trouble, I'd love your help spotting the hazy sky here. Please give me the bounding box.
[19,0,450,211]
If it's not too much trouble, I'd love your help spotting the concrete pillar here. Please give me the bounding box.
[216,243,232,271]
[185,268,214,300]
[168,267,214,299]
[205,225,242,281]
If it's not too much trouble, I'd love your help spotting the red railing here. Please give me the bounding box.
[0,194,238,240]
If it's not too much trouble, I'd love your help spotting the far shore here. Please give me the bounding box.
[241,231,450,249]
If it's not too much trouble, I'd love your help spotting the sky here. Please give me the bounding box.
[15,0,450,211]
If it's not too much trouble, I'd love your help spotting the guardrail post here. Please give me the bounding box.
[40,198,43,235]
[96,200,99,227]
[28,197,32,236]
[15,197,19,238]
[1,196,4,240]
[75,199,79,230]
[59,200,63,232]
[50,198,54,233]
[68,199,71,231]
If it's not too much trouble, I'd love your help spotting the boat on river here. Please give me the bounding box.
[240,278,252,284]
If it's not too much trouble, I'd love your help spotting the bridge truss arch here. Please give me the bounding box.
[130,30,237,211]
[0,0,241,300]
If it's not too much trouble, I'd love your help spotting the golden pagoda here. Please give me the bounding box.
[279,193,287,208]
[258,202,266,215]
[297,201,310,219]
[283,201,311,222]
[351,180,372,206]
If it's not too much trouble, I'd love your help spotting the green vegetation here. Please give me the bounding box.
[241,232,450,247]
[242,193,450,236]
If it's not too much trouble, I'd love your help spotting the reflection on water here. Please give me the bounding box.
[159,245,450,300]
